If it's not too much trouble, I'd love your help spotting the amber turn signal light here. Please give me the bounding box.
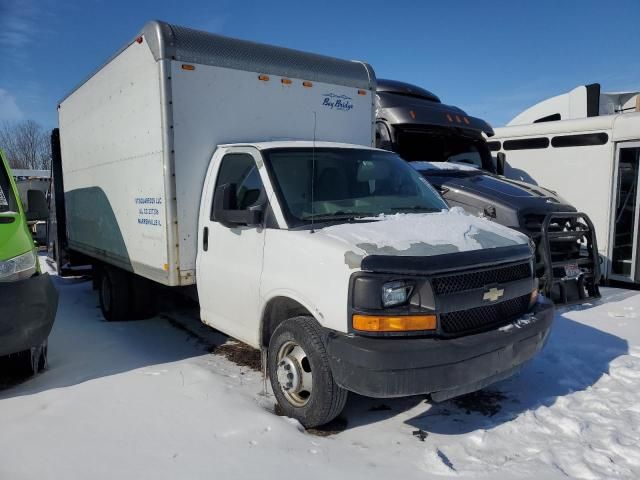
[352,314,436,332]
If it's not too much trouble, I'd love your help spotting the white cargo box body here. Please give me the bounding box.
[59,21,375,286]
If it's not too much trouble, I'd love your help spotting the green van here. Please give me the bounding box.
[0,149,57,375]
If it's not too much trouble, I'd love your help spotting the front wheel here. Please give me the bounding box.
[268,317,347,428]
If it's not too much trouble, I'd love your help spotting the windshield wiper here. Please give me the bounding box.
[302,212,368,222]
[390,206,441,213]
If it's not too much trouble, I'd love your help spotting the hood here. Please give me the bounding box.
[414,162,574,212]
[318,207,529,262]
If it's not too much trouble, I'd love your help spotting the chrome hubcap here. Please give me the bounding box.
[276,341,312,407]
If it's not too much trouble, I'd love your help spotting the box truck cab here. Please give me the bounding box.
[53,21,553,427]
[0,149,57,375]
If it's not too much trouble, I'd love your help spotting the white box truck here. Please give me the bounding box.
[51,21,554,427]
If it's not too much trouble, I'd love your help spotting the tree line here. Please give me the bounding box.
[0,120,51,170]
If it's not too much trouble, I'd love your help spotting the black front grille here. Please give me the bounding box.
[440,294,530,334]
[432,262,531,296]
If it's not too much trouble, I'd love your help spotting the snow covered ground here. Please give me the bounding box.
[1,261,640,479]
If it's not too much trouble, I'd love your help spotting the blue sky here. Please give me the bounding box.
[1,0,639,129]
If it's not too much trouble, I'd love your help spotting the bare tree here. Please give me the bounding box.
[0,120,51,170]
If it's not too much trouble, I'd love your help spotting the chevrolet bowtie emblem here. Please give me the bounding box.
[483,287,504,302]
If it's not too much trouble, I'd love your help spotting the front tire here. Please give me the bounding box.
[268,317,347,428]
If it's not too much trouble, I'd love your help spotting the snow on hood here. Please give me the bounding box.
[320,207,529,260]
[411,161,479,172]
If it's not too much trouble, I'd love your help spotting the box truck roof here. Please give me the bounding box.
[61,20,375,105]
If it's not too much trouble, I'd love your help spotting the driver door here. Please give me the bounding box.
[196,150,267,347]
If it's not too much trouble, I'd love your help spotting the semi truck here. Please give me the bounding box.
[51,20,554,427]
[374,79,600,304]
[0,149,57,375]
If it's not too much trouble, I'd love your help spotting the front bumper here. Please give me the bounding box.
[325,297,554,400]
[0,273,58,357]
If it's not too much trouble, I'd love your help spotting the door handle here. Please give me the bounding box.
[203,226,209,251]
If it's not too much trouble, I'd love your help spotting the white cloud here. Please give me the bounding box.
[0,88,24,122]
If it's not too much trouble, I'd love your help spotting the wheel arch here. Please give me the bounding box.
[260,294,318,348]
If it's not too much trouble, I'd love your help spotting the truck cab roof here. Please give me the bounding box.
[376,79,494,137]
[218,141,380,151]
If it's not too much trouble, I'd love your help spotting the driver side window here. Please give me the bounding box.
[212,153,265,216]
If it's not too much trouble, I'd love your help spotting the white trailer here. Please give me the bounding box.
[53,21,553,428]
[490,84,640,284]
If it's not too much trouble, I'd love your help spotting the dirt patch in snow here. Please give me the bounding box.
[306,416,349,436]
[450,389,506,416]
[211,341,261,371]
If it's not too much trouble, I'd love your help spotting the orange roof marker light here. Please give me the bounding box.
[302,81,313,88]
[181,64,195,71]
[409,110,416,119]
[446,114,454,122]
[358,89,367,96]
[463,117,470,125]
[281,78,292,85]
[258,74,270,81]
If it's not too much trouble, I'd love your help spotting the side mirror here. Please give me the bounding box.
[496,152,506,176]
[213,183,263,228]
[26,189,49,221]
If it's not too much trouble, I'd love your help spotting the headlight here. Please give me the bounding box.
[381,280,414,307]
[0,250,37,282]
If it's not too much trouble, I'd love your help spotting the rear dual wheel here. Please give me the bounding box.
[99,266,131,321]
[98,265,157,321]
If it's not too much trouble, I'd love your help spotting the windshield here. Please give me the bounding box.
[265,148,448,227]
[392,129,496,173]
[0,159,18,214]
